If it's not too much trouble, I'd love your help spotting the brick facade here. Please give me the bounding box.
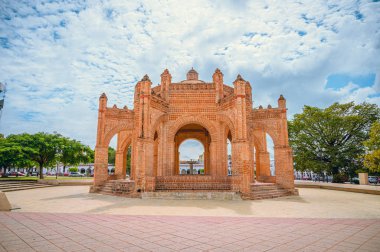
[92,68,295,197]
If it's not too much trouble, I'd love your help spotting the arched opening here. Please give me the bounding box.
[153,131,159,177]
[266,133,275,176]
[174,123,211,175]
[125,145,132,177]
[103,131,133,180]
[253,145,257,179]
[108,135,117,175]
[227,131,232,176]
[179,139,205,174]
[253,130,276,183]
[117,135,133,180]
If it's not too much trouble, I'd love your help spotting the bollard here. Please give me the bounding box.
[0,191,12,211]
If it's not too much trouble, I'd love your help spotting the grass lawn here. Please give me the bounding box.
[44,176,93,180]
[0,176,38,181]
[0,176,93,181]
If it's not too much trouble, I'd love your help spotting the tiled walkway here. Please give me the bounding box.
[0,213,379,252]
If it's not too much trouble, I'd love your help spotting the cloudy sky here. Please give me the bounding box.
[1,0,379,157]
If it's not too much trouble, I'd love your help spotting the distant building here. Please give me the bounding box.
[198,153,204,163]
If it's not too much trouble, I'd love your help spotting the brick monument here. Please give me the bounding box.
[91,68,297,199]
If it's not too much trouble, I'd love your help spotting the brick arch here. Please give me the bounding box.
[217,114,236,141]
[252,122,281,147]
[177,137,206,149]
[120,134,132,151]
[252,129,265,151]
[150,114,168,139]
[103,123,132,147]
[168,115,218,142]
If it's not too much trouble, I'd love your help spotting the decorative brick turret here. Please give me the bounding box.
[213,68,224,103]
[136,74,152,138]
[278,94,286,109]
[160,69,171,101]
[233,74,248,140]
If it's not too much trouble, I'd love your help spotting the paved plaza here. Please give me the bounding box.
[5,186,380,218]
[1,213,379,252]
[1,186,380,251]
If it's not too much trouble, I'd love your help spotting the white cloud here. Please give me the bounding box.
[0,0,379,147]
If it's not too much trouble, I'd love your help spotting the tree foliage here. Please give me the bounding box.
[289,102,380,178]
[126,146,131,175]
[68,167,78,173]
[0,136,26,173]
[363,121,380,172]
[0,132,94,179]
[60,137,93,172]
[108,147,116,164]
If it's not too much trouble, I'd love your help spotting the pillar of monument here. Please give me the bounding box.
[114,150,125,179]
[204,141,210,175]
[274,146,294,189]
[94,146,109,186]
[258,151,271,177]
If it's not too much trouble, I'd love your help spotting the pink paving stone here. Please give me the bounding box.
[0,213,380,252]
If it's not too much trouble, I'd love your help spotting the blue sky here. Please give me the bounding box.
[0,0,379,152]
[179,140,204,161]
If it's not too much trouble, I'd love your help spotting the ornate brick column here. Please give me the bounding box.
[94,146,108,186]
[232,141,252,193]
[233,75,252,192]
[209,141,217,176]
[93,93,109,187]
[114,149,125,179]
[258,151,271,177]
[274,146,294,189]
[204,139,210,175]
[133,75,152,191]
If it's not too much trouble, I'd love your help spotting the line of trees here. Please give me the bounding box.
[0,132,94,179]
[289,102,380,182]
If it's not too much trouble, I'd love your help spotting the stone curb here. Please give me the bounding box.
[295,183,380,195]
[37,179,93,186]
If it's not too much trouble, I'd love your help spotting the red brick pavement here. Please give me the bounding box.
[0,213,379,252]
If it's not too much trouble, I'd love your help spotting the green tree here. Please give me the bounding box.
[363,121,380,172]
[1,134,37,176]
[22,132,62,179]
[60,137,93,173]
[108,147,116,164]
[126,146,131,175]
[69,167,78,173]
[0,136,24,175]
[0,132,94,178]
[289,102,380,180]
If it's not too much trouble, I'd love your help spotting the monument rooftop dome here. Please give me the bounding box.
[180,67,205,84]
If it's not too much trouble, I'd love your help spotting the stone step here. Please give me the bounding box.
[142,191,242,200]
[251,185,279,190]
[252,189,289,194]
[97,180,135,196]
[252,192,292,198]
[102,185,113,189]
[0,184,53,192]
[252,190,289,194]
[0,183,41,188]
[155,185,232,191]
